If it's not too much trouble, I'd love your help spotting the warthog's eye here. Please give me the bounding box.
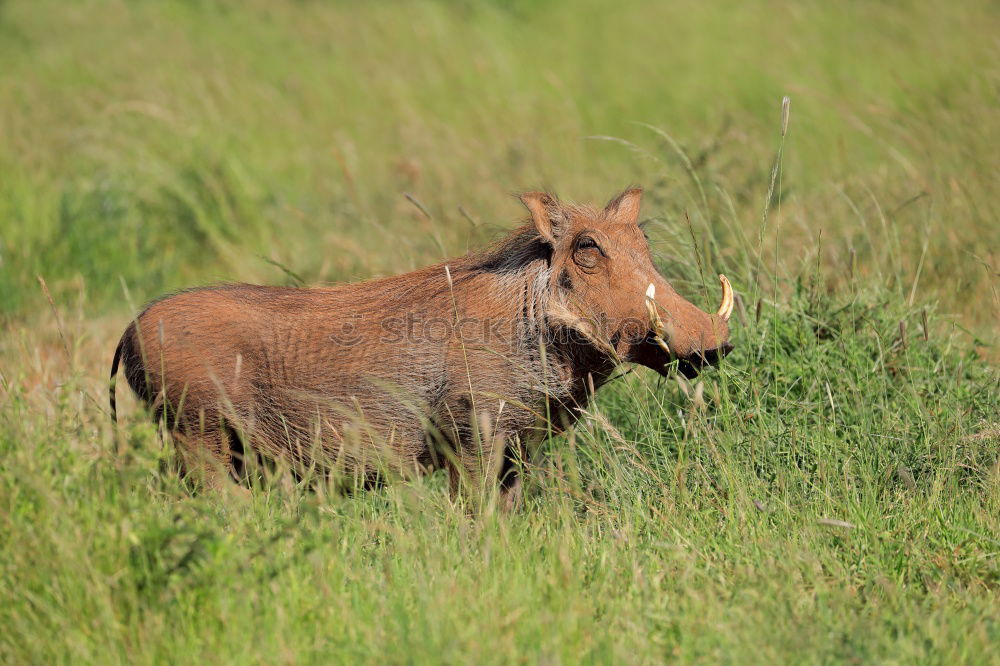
[573,235,603,271]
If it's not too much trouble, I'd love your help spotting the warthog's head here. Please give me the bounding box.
[522,187,734,378]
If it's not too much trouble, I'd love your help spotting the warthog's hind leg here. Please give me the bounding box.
[170,426,246,495]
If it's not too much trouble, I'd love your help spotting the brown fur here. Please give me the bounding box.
[109,187,732,506]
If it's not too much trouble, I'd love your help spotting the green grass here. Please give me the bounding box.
[1,0,999,663]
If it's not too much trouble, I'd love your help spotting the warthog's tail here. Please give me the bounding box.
[109,333,126,425]
[109,322,153,425]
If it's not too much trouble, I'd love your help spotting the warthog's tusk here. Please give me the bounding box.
[717,274,734,321]
[652,335,670,356]
[645,283,671,356]
[645,283,663,333]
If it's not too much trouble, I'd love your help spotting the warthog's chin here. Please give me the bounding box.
[676,357,703,379]
[630,332,676,378]
[632,333,734,379]
[650,356,700,379]
[647,353,722,380]
[676,342,735,379]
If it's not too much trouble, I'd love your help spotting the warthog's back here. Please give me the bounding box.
[115,275,473,476]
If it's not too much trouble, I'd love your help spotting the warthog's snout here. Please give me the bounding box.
[639,275,735,379]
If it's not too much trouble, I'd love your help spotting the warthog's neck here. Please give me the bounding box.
[453,235,618,423]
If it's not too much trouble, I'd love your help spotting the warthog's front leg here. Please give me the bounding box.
[448,432,528,513]
[498,438,529,513]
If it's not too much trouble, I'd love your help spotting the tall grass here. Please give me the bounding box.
[2,268,997,663]
[1,0,998,663]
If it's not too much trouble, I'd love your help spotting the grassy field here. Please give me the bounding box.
[1,0,999,663]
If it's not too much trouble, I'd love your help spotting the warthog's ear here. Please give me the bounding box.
[603,187,643,225]
[520,191,566,244]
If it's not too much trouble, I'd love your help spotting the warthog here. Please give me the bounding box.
[110,187,733,506]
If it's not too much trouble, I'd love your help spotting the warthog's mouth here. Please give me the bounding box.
[675,342,736,378]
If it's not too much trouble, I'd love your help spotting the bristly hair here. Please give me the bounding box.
[460,201,604,277]
[460,224,551,276]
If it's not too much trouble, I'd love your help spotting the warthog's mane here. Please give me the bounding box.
[458,204,599,276]
[449,224,559,338]
[459,223,551,276]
